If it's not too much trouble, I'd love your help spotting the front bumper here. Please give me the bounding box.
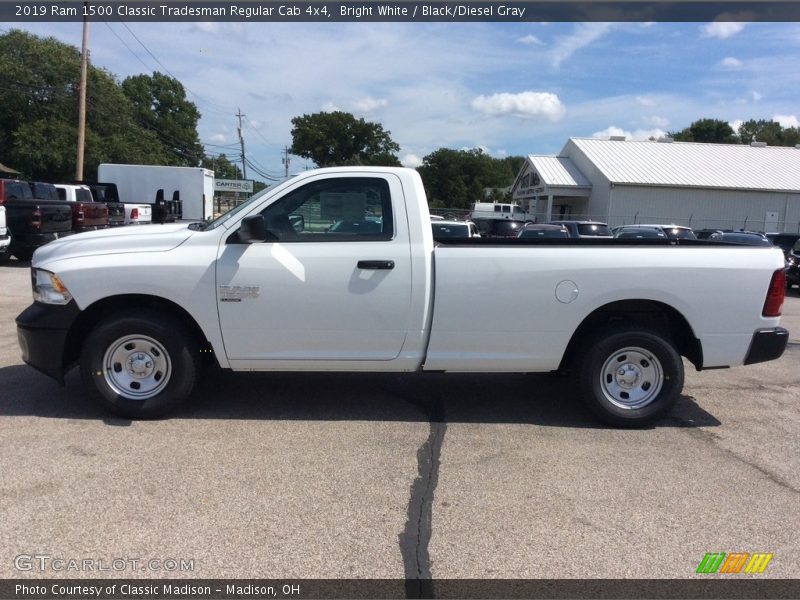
[16,301,81,384]
[743,327,790,365]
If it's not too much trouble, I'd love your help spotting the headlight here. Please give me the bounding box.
[31,269,72,305]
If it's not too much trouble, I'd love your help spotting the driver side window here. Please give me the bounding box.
[259,177,393,242]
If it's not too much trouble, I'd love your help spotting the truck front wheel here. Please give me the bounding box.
[80,310,199,419]
[576,328,684,427]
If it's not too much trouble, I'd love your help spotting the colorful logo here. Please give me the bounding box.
[696,552,773,574]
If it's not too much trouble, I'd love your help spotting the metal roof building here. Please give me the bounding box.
[511,137,800,232]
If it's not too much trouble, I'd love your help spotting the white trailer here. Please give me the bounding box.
[98,164,215,222]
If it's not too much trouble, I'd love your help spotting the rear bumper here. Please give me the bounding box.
[15,230,73,250]
[744,327,790,365]
[16,301,81,384]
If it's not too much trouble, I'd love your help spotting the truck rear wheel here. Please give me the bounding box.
[80,310,199,419]
[576,328,683,427]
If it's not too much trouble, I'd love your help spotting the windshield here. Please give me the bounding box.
[519,228,569,238]
[432,223,469,237]
[718,233,772,246]
[199,177,292,231]
[664,227,697,240]
[577,223,612,236]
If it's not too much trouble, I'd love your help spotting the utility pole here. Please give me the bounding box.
[75,7,89,181]
[281,145,291,177]
[236,108,246,179]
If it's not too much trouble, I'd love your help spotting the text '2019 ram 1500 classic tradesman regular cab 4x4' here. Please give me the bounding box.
[16,168,789,426]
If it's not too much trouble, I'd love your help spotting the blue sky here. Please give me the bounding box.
[5,20,800,180]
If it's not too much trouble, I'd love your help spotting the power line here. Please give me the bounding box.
[117,22,234,117]
[103,22,151,72]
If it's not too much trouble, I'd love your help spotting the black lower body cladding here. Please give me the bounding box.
[744,327,789,365]
[16,301,81,383]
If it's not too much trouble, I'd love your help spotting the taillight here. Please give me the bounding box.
[763,269,785,317]
[76,208,85,223]
[30,208,42,231]
[131,208,139,220]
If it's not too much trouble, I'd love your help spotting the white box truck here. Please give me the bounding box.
[97,164,215,222]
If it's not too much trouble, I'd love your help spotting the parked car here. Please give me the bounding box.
[517,223,570,238]
[785,240,800,289]
[708,231,773,246]
[431,220,481,239]
[767,233,800,257]
[328,219,384,235]
[549,220,613,238]
[52,183,110,232]
[0,178,72,261]
[785,254,799,290]
[0,205,10,264]
[613,224,696,241]
[82,182,126,227]
[472,218,526,238]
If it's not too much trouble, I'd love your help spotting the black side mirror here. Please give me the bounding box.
[239,214,270,243]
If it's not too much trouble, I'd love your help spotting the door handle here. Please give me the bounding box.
[357,260,395,270]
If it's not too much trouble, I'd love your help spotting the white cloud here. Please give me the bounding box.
[190,22,219,34]
[352,96,388,112]
[721,56,742,68]
[592,126,667,141]
[321,102,341,112]
[729,119,743,133]
[208,133,228,144]
[401,153,423,168]
[701,22,746,39]
[641,115,669,128]
[516,34,544,46]
[751,90,763,102]
[550,23,613,68]
[471,91,565,121]
[635,95,657,107]
[773,114,800,128]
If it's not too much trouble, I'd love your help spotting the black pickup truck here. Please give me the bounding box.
[0,178,72,261]
[82,181,126,227]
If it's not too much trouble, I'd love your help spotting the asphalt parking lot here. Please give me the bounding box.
[0,257,798,582]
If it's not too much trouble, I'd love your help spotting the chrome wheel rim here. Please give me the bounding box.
[102,335,172,400]
[600,346,663,410]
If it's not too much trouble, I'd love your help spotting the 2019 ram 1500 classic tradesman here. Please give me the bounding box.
[16,167,789,426]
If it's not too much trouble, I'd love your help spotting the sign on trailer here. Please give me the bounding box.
[215,179,253,193]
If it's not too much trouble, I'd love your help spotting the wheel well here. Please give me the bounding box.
[63,295,214,369]
[558,300,702,371]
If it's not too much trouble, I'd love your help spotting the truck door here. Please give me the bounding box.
[215,173,413,365]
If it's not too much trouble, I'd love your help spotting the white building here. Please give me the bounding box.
[511,137,800,232]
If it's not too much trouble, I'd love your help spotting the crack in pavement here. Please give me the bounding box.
[389,376,445,599]
[680,426,799,495]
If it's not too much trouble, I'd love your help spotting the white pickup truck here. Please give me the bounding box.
[16,167,789,426]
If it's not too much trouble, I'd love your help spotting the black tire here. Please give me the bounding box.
[575,328,684,428]
[12,240,34,262]
[80,309,199,419]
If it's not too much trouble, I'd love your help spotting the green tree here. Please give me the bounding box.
[202,153,243,179]
[738,119,792,146]
[122,72,204,166]
[0,29,186,181]
[669,118,738,143]
[289,111,401,167]
[417,148,521,208]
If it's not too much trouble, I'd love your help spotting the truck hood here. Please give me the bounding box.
[33,223,195,266]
